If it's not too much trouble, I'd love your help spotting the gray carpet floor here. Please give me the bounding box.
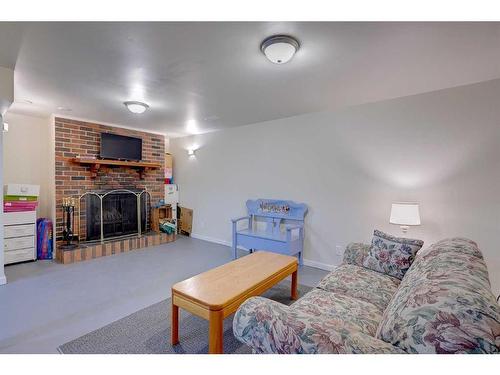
[58,281,312,354]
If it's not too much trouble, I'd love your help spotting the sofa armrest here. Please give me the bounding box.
[342,242,370,267]
[233,296,404,354]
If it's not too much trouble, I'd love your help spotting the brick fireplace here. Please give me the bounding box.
[54,117,168,262]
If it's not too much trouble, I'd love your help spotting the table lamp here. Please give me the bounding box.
[390,202,421,234]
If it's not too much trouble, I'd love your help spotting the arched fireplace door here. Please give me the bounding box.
[76,189,152,244]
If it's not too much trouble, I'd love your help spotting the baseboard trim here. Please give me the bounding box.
[190,232,334,271]
[302,259,335,271]
[190,233,231,247]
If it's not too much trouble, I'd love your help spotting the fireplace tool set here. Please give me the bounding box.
[61,197,78,250]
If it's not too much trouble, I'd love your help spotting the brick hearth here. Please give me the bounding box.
[56,232,176,264]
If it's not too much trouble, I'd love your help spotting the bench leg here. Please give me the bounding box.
[297,251,303,266]
[232,233,237,260]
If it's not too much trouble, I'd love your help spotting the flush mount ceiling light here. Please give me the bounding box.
[124,101,149,114]
[260,35,300,64]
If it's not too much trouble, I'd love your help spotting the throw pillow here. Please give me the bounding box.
[362,229,423,280]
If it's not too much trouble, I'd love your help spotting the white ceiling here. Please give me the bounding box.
[0,22,499,136]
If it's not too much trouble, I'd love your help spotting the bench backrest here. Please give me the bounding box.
[246,199,308,234]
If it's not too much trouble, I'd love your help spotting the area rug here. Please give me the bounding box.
[58,281,312,354]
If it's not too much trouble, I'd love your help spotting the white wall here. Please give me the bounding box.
[48,115,56,233]
[0,67,13,285]
[0,67,14,114]
[171,79,500,296]
[0,115,6,285]
[2,112,52,218]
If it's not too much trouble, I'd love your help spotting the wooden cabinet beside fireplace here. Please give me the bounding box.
[151,205,173,232]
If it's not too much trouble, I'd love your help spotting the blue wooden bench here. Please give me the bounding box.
[231,199,308,265]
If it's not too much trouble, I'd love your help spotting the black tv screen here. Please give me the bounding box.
[100,133,142,161]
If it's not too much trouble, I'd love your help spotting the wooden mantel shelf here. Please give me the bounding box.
[71,158,162,179]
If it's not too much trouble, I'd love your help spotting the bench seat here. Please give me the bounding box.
[236,228,300,243]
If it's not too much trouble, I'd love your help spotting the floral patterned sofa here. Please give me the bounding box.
[233,238,500,353]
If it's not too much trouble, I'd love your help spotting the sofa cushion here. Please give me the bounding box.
[376,238,500,354]
[342,242,370,267]
[362,229,424,280]
[317,264,400,311]
[290,289,384,336]
[233,296,405,354]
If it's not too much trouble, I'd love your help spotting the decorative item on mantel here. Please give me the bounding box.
[61,197,78,250]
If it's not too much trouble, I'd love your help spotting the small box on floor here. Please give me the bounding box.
[178,206,193,235]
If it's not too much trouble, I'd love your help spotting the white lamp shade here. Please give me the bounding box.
[390,203,421,226]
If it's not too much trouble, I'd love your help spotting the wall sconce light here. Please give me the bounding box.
[390,202,421,234]
[187,149,196,157]
[2,122,8,132]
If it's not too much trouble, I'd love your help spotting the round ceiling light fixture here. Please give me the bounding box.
[124,101,149,114]
[260,35,300,64]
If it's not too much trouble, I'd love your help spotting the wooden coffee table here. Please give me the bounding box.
[170,251,299,354]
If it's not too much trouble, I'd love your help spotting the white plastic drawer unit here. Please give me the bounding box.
[4,224,36,238]
[4,236,35,252]
[3,211,37,264]
[5,248,36,264]
[4,183,40,197]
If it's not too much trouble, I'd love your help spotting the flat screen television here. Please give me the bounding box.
[100,133,142,161]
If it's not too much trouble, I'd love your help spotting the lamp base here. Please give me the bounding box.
[400,225,410,234]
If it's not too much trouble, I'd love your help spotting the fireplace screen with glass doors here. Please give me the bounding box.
[84,190,149,242]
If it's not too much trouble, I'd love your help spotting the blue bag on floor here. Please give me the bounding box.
[37,218,53,260]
